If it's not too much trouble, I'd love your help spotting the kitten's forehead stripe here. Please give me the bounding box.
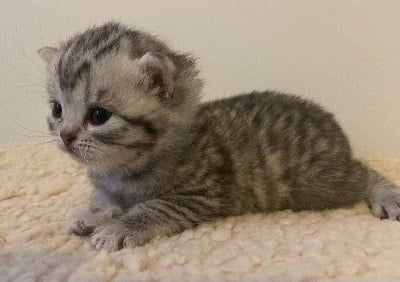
[59,60,91,90]
[83,62,92,105]
[57,39,74,85]
[57,23,125,91]
[95,89,108,101]
[75,61,91,84]
[87,22,121,50]
[94,32,127,60]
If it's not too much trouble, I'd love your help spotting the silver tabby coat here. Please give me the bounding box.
[39,22,400,252]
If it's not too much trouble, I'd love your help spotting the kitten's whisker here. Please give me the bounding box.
[94,148,111,176]
[12,33,44,72]
[36,139,57,145]
[9,84,47,90]
[11,120,50,135]
[9,130,52,138]
[83,144,90,162]
[77,144,85,161]
[0,38,45,84]
[7,67,44,85]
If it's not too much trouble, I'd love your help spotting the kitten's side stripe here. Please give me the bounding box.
[120,115,158,138]
[160,200,202,224]
[253,144,270,210]
[143,203,188,228]
[145,200,197,228]
[93,132,154,149]
[163,195,222,220]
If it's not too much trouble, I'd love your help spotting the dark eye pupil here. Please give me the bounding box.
[90,108,111,125]
[52,102,62,119]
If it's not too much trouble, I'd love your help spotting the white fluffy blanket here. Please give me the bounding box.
[1,144,400,281]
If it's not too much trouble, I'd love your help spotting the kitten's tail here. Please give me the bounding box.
[360,162,400,220]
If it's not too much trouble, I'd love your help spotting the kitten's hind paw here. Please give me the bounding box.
[369,190,400,221]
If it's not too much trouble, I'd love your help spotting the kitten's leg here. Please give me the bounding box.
[366,168,400,220]
[68,191,123,236]
[91,196,219,252]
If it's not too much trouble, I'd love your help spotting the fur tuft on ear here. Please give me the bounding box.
[138,51,176,100]
[37,47,58,64]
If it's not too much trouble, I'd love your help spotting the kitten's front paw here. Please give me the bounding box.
[68,211,98,236]
[370,190,400,221]
[68,207,122,236]
[91,221,130,252]
[69,217,93,236]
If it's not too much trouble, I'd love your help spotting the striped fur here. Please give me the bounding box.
[39,22,400,252]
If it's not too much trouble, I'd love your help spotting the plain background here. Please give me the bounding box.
[0,1,399,158]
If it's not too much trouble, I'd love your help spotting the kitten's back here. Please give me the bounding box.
[197,91,366,212]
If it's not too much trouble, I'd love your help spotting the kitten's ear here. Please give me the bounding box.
[138,51,176,100]
[37,47,58,64]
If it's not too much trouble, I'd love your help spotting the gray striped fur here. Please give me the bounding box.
[39,22,400,252]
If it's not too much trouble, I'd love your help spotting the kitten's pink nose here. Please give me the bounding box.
[60,131,77,146]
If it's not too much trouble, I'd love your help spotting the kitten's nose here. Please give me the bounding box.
[60,130,77,146]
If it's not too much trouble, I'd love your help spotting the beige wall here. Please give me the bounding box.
[0,0,399,158]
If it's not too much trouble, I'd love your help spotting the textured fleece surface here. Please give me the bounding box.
[1,144,400,282]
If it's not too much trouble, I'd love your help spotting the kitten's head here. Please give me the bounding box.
[38,22,203,176]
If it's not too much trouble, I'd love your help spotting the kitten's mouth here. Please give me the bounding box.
[70,151,99,166]
[57,139,105,166]
[60,144,97,165]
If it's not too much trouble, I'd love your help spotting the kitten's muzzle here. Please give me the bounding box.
[60,130,77,146]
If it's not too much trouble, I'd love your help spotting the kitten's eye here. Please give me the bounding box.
[89,108,111,125]
[52,102,62,119]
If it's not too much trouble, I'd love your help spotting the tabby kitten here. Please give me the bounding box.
[38,22,400,252]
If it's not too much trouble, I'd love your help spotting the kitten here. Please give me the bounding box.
[38,22,400,252]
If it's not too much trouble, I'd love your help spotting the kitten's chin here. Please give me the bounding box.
[90,152,152,177]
